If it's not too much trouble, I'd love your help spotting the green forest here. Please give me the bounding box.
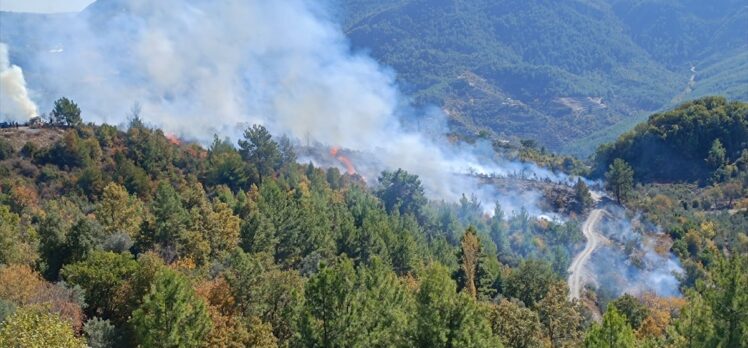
[337,0,748,152]
[594,97,748,183]
[0,98,746,347]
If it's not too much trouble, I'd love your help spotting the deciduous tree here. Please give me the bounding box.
[97,183,143,238]
[536,282,584,348]
[456,226,481,298]
[0,307,86,348]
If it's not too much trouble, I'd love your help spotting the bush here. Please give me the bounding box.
[0,138,14,160]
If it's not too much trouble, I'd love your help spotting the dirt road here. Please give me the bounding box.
[567,208,605,300]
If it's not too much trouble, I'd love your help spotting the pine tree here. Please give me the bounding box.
[376,169,427,220]
[130,269,212,348]
[150,182,189,257]
[416,264,501,348]
[238,125,281,184]
[584,306,636,348]
[61,251,139,322]
[505,260,556,307]
[573,178,593,213]
[456,226,481,298]
[674,290,715,348]
[300,258,358,347]
[700,255,748,348]
[51,97,82,127]
[605,158,634,204]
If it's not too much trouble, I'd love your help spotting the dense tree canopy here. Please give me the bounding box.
[595,97,748,183]
[0,100,744,347]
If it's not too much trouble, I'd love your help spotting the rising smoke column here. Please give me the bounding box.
[0,43,38,122]
[4,0,685,297]
[5,0,500,202]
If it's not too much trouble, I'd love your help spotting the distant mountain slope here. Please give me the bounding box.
[338,0,748,152]
[593,97,748,183]
[2,0,745,154]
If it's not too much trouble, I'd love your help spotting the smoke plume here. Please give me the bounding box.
[2,0,686,300]
[0,42,38,122]
[1,0,549,203]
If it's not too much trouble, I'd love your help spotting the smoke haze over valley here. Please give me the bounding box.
[2,3,745,345]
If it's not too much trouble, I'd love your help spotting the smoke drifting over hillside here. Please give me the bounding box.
[0,43,37,122]
[2,0,684,301]
[2,0,553,203]
[592,206,683,298]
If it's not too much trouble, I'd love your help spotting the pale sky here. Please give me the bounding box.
[0,0,96,13]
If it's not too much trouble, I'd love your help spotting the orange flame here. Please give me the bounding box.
[165,132,181,145]
[330,146,357,175]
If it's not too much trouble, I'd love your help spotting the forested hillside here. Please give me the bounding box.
[1,99,747,347]
[594,97,748,183]
[337,0,748,152]
[2,0,745,153]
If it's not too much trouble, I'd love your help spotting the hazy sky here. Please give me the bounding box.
[0,0,95,13]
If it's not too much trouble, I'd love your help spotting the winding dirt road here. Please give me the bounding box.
[567,208,605,300]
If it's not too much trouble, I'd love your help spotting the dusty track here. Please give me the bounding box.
[567,208,605,300]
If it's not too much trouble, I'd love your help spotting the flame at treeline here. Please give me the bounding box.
[164,132,181,145]
[330,146,357,175]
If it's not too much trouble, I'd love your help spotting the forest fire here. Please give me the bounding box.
[165,132,181,145]
[330,146,357,175]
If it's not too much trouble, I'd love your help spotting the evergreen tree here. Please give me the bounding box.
[584,306,636,348]
[353,258,415,346]
[674,290,715,348]
[573,178,593,213]
[415,264,501,348]
[489,203,509,256]
[83,317,118,348]
[490,298,544,348]
[609,294,649,330]
[238,125,281,184]
[51,97,82,127]
[300,258,358,347]
[376,169,427,221]
[605,158,634,204]
[64,218,104,265]
[536,282,584,348]
[706,139,727,170]
[504,260,556,307]
[206,136,250,191]
[150,182,189,258]
[130,269,212,348]
[700,255,748,348]
[0,205,37,266]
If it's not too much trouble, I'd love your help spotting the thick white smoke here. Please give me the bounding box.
[3,0,684,299]
[0,42,38,122]
[2,0,537,202]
